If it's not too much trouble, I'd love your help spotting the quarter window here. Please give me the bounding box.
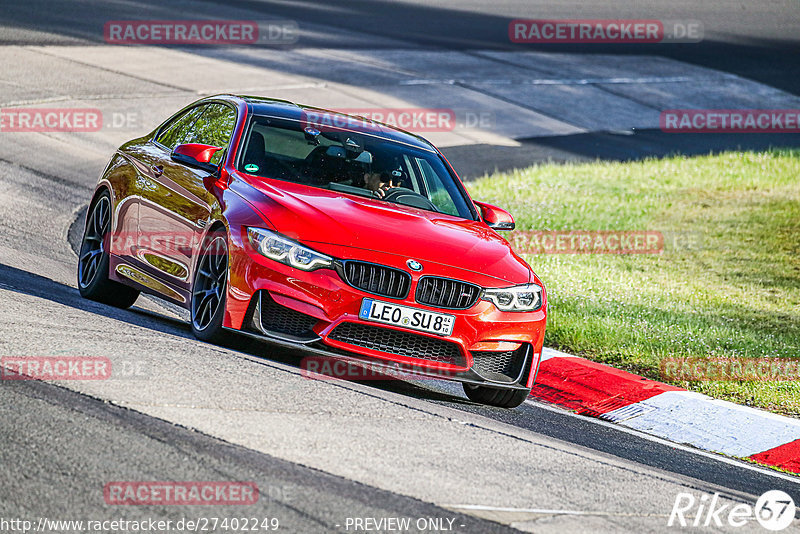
[156,106,204,150]
[181,103,237,164]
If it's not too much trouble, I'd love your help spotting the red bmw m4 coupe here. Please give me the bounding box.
[78,95,547,408]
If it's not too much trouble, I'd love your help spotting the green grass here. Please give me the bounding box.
[467,149,800,416]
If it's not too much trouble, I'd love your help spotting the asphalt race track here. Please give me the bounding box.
[1,2,799,533]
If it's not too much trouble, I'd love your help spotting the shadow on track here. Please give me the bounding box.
[0,262,192,336]
[0,261,471,405]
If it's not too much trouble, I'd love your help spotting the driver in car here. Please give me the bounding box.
[364,171,403,199]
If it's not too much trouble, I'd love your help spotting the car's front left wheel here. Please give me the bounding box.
[190,230,229,343]
[78,192,140,308]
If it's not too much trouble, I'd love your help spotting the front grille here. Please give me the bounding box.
[341,261,411,299]
[415,276,482,309]
[328,322,465,366]
[257,292,319,336]
[470,345,528,382]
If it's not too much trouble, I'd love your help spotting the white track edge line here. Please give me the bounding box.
[442,504,670,518]
[525,398,800,485]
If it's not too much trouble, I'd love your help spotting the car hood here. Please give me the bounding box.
[233,176,531,285]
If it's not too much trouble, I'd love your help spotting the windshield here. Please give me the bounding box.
[237,115,475,219]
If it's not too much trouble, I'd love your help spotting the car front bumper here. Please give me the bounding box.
[225,232,547,389]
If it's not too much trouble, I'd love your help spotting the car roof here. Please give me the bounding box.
[213,94,437,152]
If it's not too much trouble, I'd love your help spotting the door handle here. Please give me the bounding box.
[150,164,163,177]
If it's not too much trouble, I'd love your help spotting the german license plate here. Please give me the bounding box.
[359,298,455,336]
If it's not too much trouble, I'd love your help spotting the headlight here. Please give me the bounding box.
[482,283,543,312]
[246,228,333,271]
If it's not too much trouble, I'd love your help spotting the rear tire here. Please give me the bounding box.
[463,383,531,408]
[190,230,229,344]
[77,192,140,308]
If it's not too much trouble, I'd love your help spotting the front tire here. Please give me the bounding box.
[190,230,229,344]
[77,192,140,308]
[463,383,531,408]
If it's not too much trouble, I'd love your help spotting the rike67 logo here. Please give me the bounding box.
[669,490,796,531]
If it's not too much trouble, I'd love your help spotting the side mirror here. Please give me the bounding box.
[172,143,222,174]
[474,201,515,231]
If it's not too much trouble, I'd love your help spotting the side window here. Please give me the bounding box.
[156,107,204,150]
[401,154,422,194]
[181,103,237,165]
[416,157,459,216]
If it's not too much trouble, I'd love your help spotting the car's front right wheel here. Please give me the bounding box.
[463,383,531,408]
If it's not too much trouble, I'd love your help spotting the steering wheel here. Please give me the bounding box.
[380,187,439,211]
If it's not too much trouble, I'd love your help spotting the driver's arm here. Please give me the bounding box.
[373,179,400,199]
[364,172,400,198]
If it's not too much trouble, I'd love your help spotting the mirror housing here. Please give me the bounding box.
[171,143,222,174]
[475,201,515,231]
